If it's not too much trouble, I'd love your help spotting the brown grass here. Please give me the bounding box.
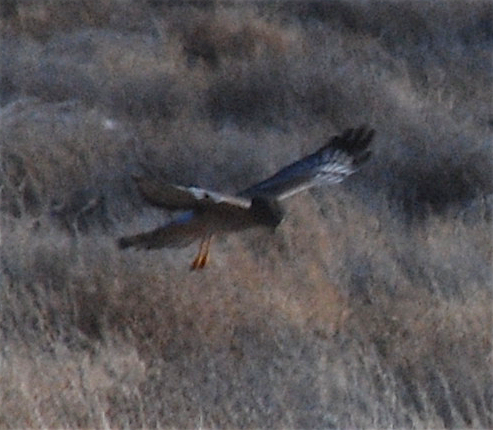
[1,0,492,428]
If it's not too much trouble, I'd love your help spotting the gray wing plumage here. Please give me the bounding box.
[239,126,374,200]
[118,211,200,249]
[133,175,251,210]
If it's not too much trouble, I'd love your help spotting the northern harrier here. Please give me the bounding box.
[118,126,375,269]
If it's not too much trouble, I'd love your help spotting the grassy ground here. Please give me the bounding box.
[1,0,492,428]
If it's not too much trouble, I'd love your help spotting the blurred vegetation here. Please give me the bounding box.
[0,0,492,428]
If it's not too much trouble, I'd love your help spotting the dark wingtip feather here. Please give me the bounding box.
[354,149,372,167]
[330,125,375,156]
[118,235,151,250]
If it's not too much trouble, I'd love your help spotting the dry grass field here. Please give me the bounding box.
[1,0,492,428]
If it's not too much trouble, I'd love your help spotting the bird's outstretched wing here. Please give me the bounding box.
[239,126,374,201]
[118,179,254,251]
[132,175,251,210]
[118,211,201,250]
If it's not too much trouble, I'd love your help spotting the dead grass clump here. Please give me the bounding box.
[106,75,181,121]
[284,0,492,124]
[177,9,299,68]
[390,153,493,221]
[6,0,113,40]
[23,63,98,105]
[0,339,147,428]
[351,289,493,428]
[0,151,42,217]
[2,0,152,40]
[2,29,189,117]
[0,98,136,228]
[206,63,292,127]
[0,0,17,20]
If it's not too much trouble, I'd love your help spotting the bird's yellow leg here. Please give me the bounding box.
[191,238,205,270]
[191,234,213,270]
[198,234,213,268]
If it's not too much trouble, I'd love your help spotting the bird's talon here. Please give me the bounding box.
[191,257,200,270]
[199,253,208,268]
[191,254,208,270]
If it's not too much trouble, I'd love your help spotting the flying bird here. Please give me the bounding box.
[118,126,375,269]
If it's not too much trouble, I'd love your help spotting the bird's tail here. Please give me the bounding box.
[117,213,201,251]
[118,231,157,250]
